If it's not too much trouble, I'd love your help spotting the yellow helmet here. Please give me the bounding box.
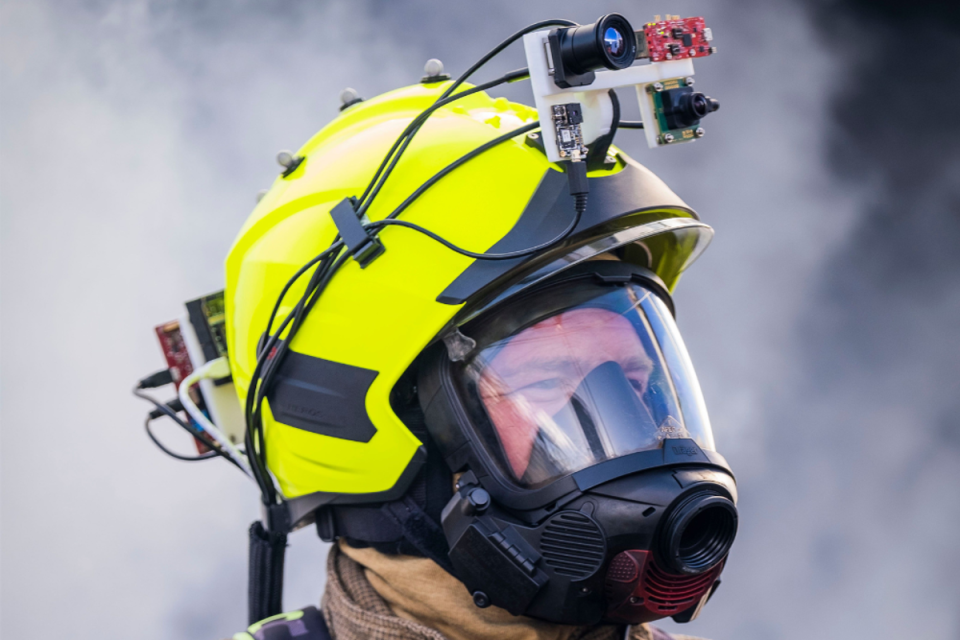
[221,12,741,628]
[226,78,716,526]
[225,81,711,521]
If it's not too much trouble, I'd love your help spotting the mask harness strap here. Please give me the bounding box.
[381,496,456,575]
[316,441,457,577]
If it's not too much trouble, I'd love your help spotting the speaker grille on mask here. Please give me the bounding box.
[539,511,605,579]
[644,559,723,614]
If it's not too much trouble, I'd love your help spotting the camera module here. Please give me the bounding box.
[549,14,637,88]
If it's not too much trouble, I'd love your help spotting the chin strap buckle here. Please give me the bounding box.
[330,197,385,268]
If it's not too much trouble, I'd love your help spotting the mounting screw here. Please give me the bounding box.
[685,76,695,85]
[472,591,491,608]
[662,133,675,144]
[527,132,539,140]
[276,150,305,177]
[421,58,451,83]
[651,82,664,93]
[424,58,444,77]
[695,127,706,138]
[276,150,296,169]
[339,87,363,111]
[604,155,616,165]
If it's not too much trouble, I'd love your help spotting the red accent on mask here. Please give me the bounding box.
[604,550,724,624]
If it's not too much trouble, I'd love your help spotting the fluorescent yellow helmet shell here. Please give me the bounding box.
[224,82,710,505]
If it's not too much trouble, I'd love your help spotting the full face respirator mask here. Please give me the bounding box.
[418,262,738,625]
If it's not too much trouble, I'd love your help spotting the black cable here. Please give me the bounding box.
[439,19,578,100]
[243,19,581,507]
[245,249,348,503]
[261,239,345,348]
[134,388,245,471]
[245,121,551,498]
[246,248,345,488]
[356,72,527,217]
[246,122,538,501]
[244,67,535,499]
[618,121,645,129]
[356,80,502,211]
[145,417,219,462]
[384,121,539,221]
[368,206,581,261]
[138,368,174,389]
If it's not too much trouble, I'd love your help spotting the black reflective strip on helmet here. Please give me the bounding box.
[267,350,378,442]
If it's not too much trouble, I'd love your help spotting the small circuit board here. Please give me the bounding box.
[155,320,208,453]
[186,291,228,358]
[551,103,589,160]
[155,320,194,387]
[638,15,715,62]
[649,77,703,145]
[185,290,230,385]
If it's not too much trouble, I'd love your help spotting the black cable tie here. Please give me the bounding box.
[329,197,385,268]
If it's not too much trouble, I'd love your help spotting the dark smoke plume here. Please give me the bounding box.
[692,2,960,639]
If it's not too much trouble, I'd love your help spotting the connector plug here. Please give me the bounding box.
[148,397,185,420]
[199,356,232,380]
[138,369,174,389]
[566,160,589,215]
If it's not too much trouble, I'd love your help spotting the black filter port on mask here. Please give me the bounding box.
[658,490,737,575]
[550,14,637,88]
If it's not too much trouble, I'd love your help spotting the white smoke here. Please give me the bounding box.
[2,1,956,639]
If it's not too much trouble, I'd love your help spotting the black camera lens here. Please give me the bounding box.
[557,14,637,76]
[660,87,721,130]
[680,92,720,123]
[603,26,625,57]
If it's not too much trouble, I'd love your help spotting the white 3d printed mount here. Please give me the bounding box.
[522,29,697,161]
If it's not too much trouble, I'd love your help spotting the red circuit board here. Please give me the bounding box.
[155,320,209,453]
[155,320,194,388]
[641,15,715,62]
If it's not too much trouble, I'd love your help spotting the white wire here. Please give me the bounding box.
[178,358,253,477]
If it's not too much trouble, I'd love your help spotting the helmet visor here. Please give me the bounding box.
[459,280,714,488]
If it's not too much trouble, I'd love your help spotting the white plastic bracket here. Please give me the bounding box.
[179,312,246,445]
[522,30,696,160]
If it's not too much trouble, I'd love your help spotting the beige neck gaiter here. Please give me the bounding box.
[338,541,629,640]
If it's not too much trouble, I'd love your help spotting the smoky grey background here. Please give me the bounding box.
[2,1,958,638]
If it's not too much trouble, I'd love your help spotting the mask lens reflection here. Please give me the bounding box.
[467,285,712,486]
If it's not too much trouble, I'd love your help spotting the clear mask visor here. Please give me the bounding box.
[462,282,714,488]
